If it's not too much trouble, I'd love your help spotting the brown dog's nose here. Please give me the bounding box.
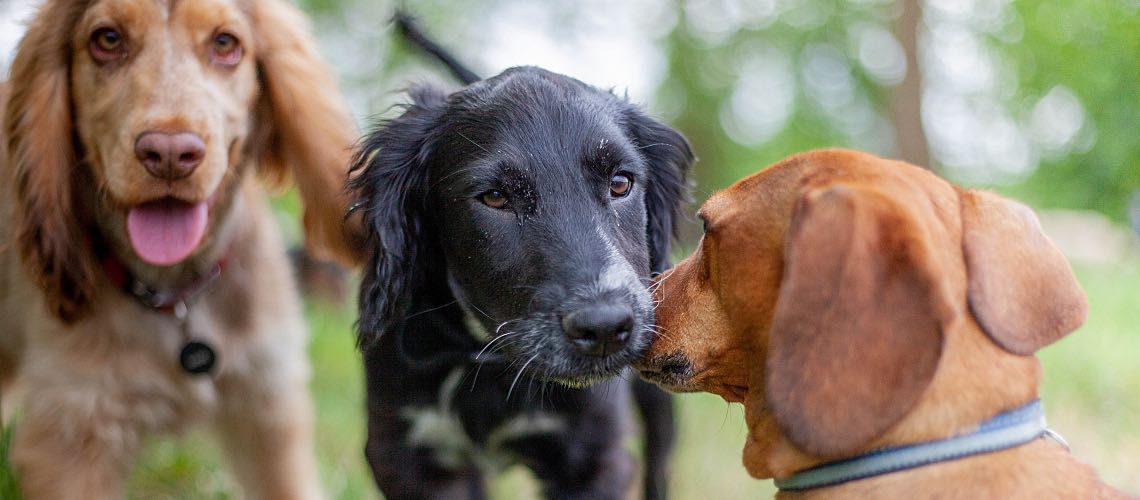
[134,132,205,180]
[562,304,634,357]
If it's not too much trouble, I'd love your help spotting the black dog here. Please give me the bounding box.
[349,18,692,499]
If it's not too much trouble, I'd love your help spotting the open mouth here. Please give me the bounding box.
[126,197,209,266]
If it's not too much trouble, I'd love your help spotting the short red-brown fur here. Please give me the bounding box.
[642,149,1125,498]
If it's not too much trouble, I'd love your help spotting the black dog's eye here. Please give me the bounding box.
[610,173,633,198]
[480,190,509,209]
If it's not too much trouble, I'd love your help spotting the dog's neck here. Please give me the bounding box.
[751,316,1046,482]
[446,271,495,343]
[774,400,1051,491]
[871,315,1043,448]
[773,438,1115,499]
[393,287,495,371]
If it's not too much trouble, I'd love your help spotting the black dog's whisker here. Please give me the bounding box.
[641,324,665,334]
[402,300,459,321]
[644,325,673,342]
[495,319,521,335]
[539,370,551,411]
[648,268,676,291]
[475,328,522,360]
[466,300,495,321]
[508,352,541,400]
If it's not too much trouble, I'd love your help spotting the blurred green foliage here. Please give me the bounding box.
[663,0,900,194]
[997,0,1140,218]
[329,0,1139,229]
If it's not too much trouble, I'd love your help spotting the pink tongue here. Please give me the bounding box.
[127,199,208,266]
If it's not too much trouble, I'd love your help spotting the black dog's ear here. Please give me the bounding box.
[623,109,695,273]
[348,85,448,345]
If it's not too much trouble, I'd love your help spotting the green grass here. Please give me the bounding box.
[2,258,1137,498]
[1037,261,1140,492]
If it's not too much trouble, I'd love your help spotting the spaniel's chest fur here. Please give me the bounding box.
[0,196,307,432]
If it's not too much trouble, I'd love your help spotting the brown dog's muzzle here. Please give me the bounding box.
[637,351,696,389]
[638,253,751,402]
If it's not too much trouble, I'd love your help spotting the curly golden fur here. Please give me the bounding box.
[0,0,359,497]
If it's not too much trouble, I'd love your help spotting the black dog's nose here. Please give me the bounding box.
[562,305,634,357]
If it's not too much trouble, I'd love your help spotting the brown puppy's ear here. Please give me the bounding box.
[961,190,1087,355]
[766,185,951,459]
[4,2,96,322]
[251,0,363,265]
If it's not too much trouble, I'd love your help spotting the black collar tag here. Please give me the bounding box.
[179,341,217,375]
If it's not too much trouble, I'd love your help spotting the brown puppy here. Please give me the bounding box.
[639,149,1127,498]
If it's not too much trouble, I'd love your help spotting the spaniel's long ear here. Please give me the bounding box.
[622,108,694,274]
[250,0,363,265]
[4,2,95,322]
[961,190,1087,355]
[347,86,447,346]
[765,185,953,459]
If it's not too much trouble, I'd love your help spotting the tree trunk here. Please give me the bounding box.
[891,0,932,170]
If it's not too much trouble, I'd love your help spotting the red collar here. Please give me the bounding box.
[99,247,228,315]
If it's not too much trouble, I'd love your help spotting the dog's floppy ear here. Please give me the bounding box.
[622,108,694,273]
[4,1,96,323]
[250,0,362,265]
[348,86,447,345]
[961,190,1087,355]
[766,185,952,459]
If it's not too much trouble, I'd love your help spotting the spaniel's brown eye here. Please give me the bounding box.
[210,33,242,66]
[610,173,633,198]
[480,190,508,209]
[89,28,126,63]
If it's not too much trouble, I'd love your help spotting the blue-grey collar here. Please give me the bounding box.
[774,399,1049,491]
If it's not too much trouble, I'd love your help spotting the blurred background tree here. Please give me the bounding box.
[275,0,1140,234]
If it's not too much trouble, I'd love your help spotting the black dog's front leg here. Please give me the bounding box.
[634,378,676,500]
[515,433,636,500]
[547,443,637,500]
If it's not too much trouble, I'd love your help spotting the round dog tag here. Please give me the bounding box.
[179,341,216,375]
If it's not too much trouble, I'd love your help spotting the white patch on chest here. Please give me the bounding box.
[400,366,568,472]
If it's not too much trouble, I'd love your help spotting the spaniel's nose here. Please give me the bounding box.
[562,304,634,357]
[135,131,205,180]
